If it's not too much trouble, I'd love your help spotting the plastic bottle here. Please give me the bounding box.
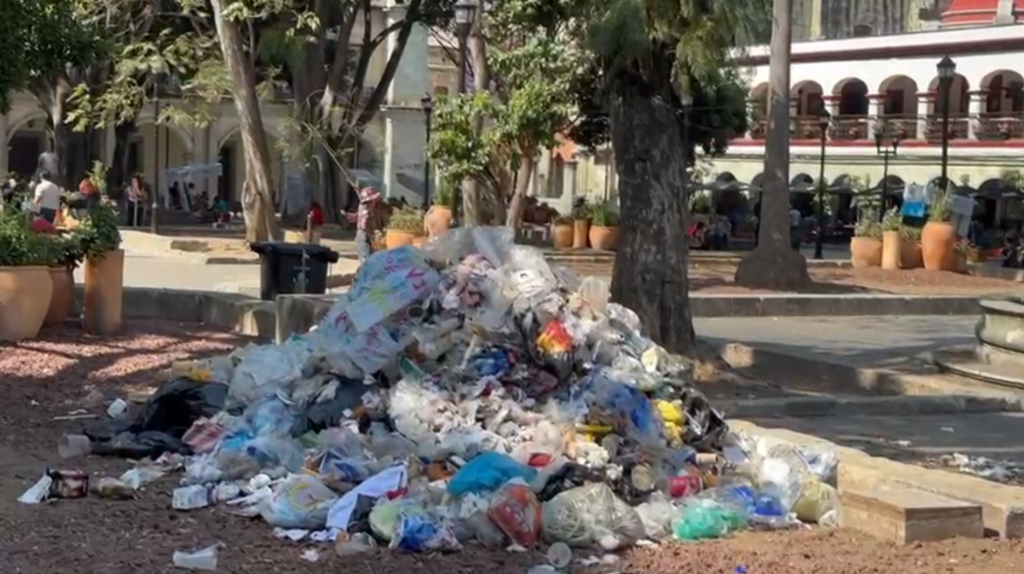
[547,542,572,568]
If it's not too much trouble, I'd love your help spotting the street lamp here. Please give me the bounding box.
[874,123,901,222]
[421,93,433,207]
[814,107,831,259]
[452,0,476,225]
[937,55,957,189]
[151,82,161,234]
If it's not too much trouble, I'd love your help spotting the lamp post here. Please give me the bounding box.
[680,93,693,176]
[451,0,476,226]
[937,55,957,189]
[151,83,160,234]
[814,108,831,259]
[874,123,901,222]
[421,93,433,207]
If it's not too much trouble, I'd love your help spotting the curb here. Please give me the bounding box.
[691,293,987,317]
[729,419,1024,538]
[718,394,1021,419]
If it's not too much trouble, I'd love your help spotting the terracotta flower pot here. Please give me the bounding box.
[921,221,957,271]
[84,248,125,336]
[44,267,75,327]
[881,231,901,270]
[900,241,923,269]
[589,226,620,251]
[850,237,883,268]
[0,266,54,341]
[551,224,573,249]
[385,229,420,249]
[423,206,453,239]
[572,219,590,249]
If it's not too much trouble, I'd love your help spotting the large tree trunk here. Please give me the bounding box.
[505,153,533,228]
[107,120,136,198]
[609,90,694,354]
[461,6,490,226]
[734,0,811,289]
[210,0,279,243]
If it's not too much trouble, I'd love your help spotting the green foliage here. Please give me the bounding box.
[429,93,496,186]
[929,186,953,223]
[689,192,713,215]
[433,183,455,208]
[587,200,619,227]
[387,206,426,233]
[854,215,881,239]
[76,203,122,259]
[881,207,902,232]
[0,212,53,266]
[87,161,109,195]
[899,225,922,243]
[1002,169,1024,192]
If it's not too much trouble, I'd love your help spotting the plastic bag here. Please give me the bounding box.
[389,511,462,552]
[541,483,646,548]
[634,492,677,539]
[488,482,542,547]
[578,369,667,456]
[343,246,440,332]
[229,345,305,408]
[259,474,338,529]
[447,452,538,497]
[672,498,747,540]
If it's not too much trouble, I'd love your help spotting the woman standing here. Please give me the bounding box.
[127,175,149,226]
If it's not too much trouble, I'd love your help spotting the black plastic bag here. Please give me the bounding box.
[288,376,365,437]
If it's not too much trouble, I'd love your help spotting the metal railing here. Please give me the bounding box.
[976,112,1024,141]
[744,113,1022,142]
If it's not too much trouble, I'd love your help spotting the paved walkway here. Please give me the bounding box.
[695,315,978,368]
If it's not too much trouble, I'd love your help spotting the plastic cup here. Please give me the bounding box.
[106,398,128,418]
[172,545,219,571]
[58,434,91,459]
[547,542,572,569]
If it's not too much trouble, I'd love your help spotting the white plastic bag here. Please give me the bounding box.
[228,345,305,407]
[259,474,338,529]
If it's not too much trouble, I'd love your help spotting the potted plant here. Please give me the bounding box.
[0,211,55,341]
[898,225,923,269]
[587,200,620,251]
[922,187,956,271]
[385,205,425,249]
[551,215,573,249]
[570,198,590,249]
[850,213,883,268]
[39,232,83,327]
[952,240,972,273]
[880,207,902,270]
[423,184,455,239]
[79,203,124,335]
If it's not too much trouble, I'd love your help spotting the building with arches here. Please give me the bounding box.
[0,0,431,206]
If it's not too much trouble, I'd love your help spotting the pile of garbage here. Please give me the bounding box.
[29,228,840,564]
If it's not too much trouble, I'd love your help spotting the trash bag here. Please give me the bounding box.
[677,387,729,451]
[289,376,366,436]
[541,483,646,548]
[447,452,538,497]
[259,474,338,529]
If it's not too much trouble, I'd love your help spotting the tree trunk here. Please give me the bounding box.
[733,0,811,290]
[608,91,695,354]
[107,120,136,199]
[505,154,533,228]
[210,0,279,243]
[461,9,490,226]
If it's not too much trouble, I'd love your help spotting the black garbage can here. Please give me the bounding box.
[251,242,340,301]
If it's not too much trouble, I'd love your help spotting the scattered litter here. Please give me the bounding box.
[929,452,1023,484]
[940,427,956,433]
[47,230,842,560]
[172,544,220,571]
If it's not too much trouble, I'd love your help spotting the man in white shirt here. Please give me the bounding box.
[33,169,63,224]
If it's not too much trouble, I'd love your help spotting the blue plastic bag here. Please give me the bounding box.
[389,511,461,552]
[447,452,538,497]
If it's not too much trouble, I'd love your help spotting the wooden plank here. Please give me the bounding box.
[840,485,984,544]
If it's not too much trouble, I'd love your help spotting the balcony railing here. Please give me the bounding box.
[976,112,1024,141]
[828,116,869,141]
[923,114,970,143]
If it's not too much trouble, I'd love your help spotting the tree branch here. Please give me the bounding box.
[353,0,425,130]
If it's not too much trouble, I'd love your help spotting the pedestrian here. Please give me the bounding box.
[127,175,148,226]
[346,187,384,263]
[788,204,803,251]
[32,169,62,224]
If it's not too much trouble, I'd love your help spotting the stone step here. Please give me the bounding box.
[840,484,984,544]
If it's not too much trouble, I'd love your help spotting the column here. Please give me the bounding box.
[867,93,886,138]
[0,115,8,177]
[789,99,798,136]
[915,92,934,141]
[967,90,987,140]
[382,1,429,204]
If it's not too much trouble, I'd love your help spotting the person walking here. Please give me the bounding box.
[788,204,803,251]
[32,169,62,224]
[345,187,384,263]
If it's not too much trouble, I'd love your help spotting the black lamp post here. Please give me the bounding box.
[814,107,831,259]
[421,93,433,207]
[874,123,901,222]
[937,55,957,189]
[151,83,160,234]
[451,0,476,226]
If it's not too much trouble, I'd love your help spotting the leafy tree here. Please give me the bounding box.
[428,0,582,227]
[569,0,764,353]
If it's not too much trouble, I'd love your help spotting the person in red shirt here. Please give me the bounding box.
[309,201,325,228]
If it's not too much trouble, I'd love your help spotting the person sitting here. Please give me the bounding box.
[309,201,325,228]
[688,219,709,250]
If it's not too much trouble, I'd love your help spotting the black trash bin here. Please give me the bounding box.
[251,242,340,301]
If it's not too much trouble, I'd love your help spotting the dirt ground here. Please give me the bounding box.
[2,322,1023,574]
[565,260,1020,296]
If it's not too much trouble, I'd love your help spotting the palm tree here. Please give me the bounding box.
[571,0,769,353]
[734,0,813,289]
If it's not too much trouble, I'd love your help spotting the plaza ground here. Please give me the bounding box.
[2,320,1024,573]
